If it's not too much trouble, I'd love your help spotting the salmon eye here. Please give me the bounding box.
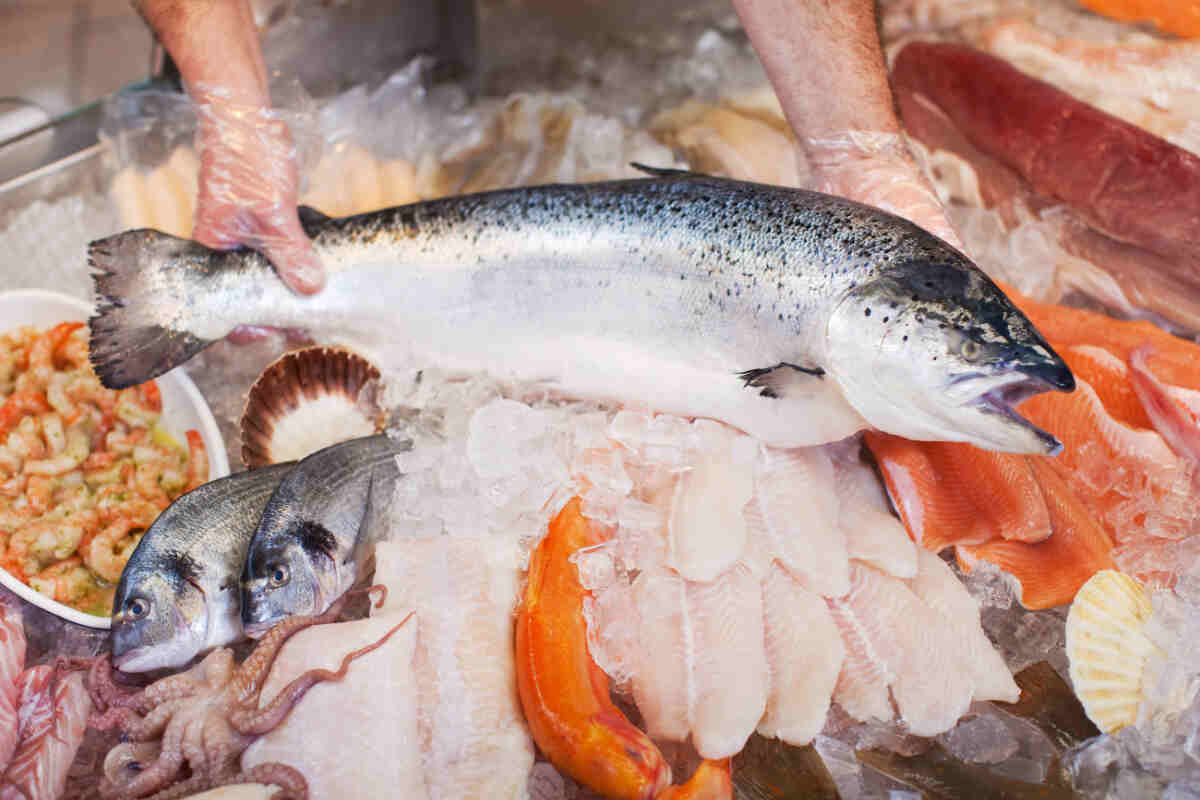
[268,564,290,588]
[960,339,981,361]
[127,598,149,619]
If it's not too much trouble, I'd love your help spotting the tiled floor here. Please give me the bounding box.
[1,0,152,123]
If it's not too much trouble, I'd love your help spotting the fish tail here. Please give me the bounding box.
[88,230,222,389]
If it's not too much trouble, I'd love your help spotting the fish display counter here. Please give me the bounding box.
[1,0,1200,797]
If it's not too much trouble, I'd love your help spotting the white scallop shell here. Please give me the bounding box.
[1066,570,1161,733]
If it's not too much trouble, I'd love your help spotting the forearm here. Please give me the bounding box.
[732,0,898,142]
[134,0,268,105]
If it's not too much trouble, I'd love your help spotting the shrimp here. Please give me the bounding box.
[184,430,209,491]
[24,421,89,476]
[83,518,140,583]
[39,412,65,456]
[23,323,83,390]
[29,557,92,604]
[9,518,84,576]
[55,328,89,370]
[24,476,53,515]
[0,392,49,437]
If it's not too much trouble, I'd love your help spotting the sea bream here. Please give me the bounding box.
[87,171,1075,454]
[111,462,295,672]
[241,433,410,636]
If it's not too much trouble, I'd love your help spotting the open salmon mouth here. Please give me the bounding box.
[971,372,1067,456]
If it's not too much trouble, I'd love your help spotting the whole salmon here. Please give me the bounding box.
[88,171,1073,454]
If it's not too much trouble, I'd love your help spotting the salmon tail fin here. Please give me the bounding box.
[88,230,222,389]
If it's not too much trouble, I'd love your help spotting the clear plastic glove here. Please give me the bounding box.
[805,130,965,252]
[192,84,325,294]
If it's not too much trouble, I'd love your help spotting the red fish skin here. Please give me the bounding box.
[891,41,1200,269]
[0,603,25,773]
[0,669,91,800]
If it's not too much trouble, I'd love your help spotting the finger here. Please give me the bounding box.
[254,212,327,295]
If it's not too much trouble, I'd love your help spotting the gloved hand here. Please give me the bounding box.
[192,84,325,295]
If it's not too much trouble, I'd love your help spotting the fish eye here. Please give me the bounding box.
[126,597,150,619]
[268,564,290,588]
[960,339,981,361]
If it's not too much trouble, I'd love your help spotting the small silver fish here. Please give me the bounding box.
[241,433,409,635]
[88,170,1074,454]
[111,463,295,672]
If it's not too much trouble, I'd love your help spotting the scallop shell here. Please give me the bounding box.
[240,346,384,468]
[1066,570,1160,733]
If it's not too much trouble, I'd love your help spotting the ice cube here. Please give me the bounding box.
[938,714,1019,764]
[527,762,567,800]
[1165,779,1200,800]
[814,735,865,800]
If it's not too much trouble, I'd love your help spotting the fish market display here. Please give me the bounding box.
[87,174,1077,456]
[0,599,91,800]
[517,498,731,799]
[241,613,425,799]
[891,37,1200,330]
[0,322,208,615]
[369,536,535,798]
[110,462,295,673]
[868,286,1200,609]
[242,433,409,635]
[90,595,406,799]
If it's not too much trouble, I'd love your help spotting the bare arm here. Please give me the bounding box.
[734,0,962,248]
[135,0,325,293]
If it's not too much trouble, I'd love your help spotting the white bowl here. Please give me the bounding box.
[0,289,230,629]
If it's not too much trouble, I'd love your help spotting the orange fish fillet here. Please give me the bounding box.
[958,460,1115,610]
[864,433,1051,550]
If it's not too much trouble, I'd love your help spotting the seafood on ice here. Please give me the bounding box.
[91,594,407,799]
[868,287,1200,609]
[87,173,1077,456]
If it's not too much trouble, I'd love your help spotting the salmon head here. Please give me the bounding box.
[825,259,1074,455]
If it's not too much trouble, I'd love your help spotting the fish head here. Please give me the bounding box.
[825,259,1074,454]
[111,568,208,672]
[241,520,342,636]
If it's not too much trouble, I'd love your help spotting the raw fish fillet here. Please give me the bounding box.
[892,41,1200,272]
[0,669,90,800]
[865,434,1052,550]
[757,564,844,746]
[743,446,850,597]
[831,449,919,579]
[178,786,275,800]
[630,567,692,741]
[372,537,534,800]
[242,616,427,800]
[829,563,974,736]
[958,460,1116,610]
[687,564,768,759]
[663,431,755,582]
[0,602,25,773]
[903,549,1019,704]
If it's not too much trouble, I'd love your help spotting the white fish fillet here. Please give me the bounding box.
[664,431,755,582]
[630,567,692,741]
[758,564,845,746]
[832,448,918,579]
[688,564,768,758]
[242,616,427,800]
[904,549,1019,704]
[744,446,850,597]
[832,563,974,737]
[372,537,533,800]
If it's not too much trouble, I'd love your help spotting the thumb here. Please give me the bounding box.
[253,211,326,295]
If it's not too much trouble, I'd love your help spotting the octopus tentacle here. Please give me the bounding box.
[242,763,308,800]
[229,614,412,736]
[118,710,189,798]
[134,669,205,712]
[233,596,352,704]
[122,701,179,742]
[90,703,142,732]
[87,654,144,711]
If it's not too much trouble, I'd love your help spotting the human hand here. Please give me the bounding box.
[192,85,325,294]
[805,131,965,252]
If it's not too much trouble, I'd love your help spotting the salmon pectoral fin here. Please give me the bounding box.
[958,460,1114,610]
[736,362,825,399]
